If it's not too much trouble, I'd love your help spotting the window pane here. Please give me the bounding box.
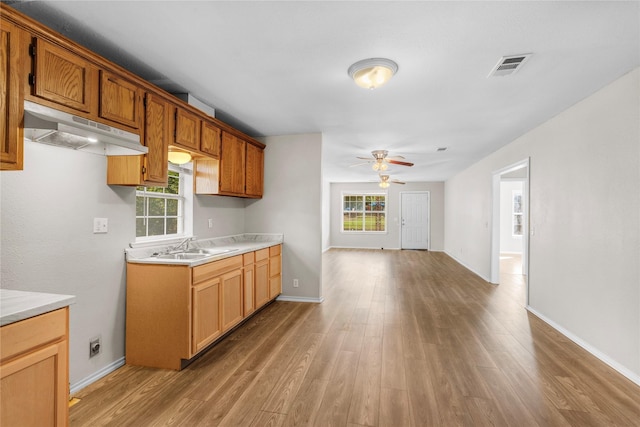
[364,213,385,231]
[136,218,146,237]
[166,218,178,235]
[147,186,165,194]
[343,212,363,231]
[166,199,178,216]
[167,172,180,195]
[148,197,165,216]
[136,196,145,216]
[148,218,165,236]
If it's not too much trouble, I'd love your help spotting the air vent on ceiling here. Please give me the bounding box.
[488,54,532,77]
[437,147,447,152]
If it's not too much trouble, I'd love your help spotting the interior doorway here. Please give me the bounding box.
[490,159,530,304]
[400,191,430,250]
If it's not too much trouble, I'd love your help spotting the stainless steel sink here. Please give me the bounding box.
[155,253,208,260]
[185,248,239,255]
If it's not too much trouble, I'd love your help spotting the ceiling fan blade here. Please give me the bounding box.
[387,159,414,167]
[386,155,405,160]
[356,156,374,160]
[392,180,406,185]
[349,162,370,167]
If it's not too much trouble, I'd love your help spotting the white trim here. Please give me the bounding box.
[327,245,401,250]
[276,295,324,303]
[526,306,640,387]
[444,250,492,282]
[70,357,125,395]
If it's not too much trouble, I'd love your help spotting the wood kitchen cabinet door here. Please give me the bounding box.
[99,70,141,129]
[201,120,221,158]
[32,38,96,113]
[219,131,246,195]
[243,253,255,316]
[0,18,25,171]
[174,107,200,151]
[245,143,264,197]
[269,245,282,298]
[142,92,170,184]
[254,249,270,309]
[221,268,243,332]
[192,278,221,354]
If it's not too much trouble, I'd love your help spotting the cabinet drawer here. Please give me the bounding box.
[243,252,254,266]
[192,255,242,284]
[1,308,67,362]
[269,245,281,256]
[255,248,269,262]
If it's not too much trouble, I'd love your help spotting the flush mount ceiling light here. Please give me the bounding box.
[348,58,398,90]
[168,147,192,165]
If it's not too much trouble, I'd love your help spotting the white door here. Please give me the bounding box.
[401,191,430,249]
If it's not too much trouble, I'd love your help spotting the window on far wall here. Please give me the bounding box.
[136,170,184,238]
[342,193,386,232]
[512,190,523,236]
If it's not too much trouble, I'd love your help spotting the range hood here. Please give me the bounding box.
[23,100,148,156]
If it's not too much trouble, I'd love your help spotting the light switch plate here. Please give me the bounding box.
[93,218,108,234]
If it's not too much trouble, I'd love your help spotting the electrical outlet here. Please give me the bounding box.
[89,337,101,358]
[293,279,299,288]
[93,218,108,234]
[208,219,213,229]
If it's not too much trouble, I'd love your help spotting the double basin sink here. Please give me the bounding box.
[153,248,239,260]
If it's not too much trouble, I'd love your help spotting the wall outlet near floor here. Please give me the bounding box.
[89,337,101,358]
[293,279,299,288]
[208,219,213,229]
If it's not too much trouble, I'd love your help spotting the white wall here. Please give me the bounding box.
[445,68,640,381]
[330,181,445,251]
[1,141,135,387]
[245,133,323,302]
[193,194,246,238]
[499,180,523,253]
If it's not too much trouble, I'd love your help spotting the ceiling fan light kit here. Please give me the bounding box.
[348,58,398,89]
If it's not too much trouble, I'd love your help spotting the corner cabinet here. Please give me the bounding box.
[0,308,70,427]
[126,245,281,370]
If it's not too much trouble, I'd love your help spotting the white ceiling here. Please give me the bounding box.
[8,1,640,183]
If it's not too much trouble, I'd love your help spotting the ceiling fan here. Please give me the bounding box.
[378,174,405,188]
[353,149,414,171]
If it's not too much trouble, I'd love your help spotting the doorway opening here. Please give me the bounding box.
[491,159,529,305]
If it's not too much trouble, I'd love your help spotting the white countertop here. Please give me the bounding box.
[0,289,76,326]
[126,233,283,267]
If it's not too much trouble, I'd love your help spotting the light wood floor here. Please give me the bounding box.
[70,249,640,426]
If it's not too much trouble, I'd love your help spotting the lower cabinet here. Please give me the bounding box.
[126,244,282,370]
[0,308,69,427]
[192,277,221,354]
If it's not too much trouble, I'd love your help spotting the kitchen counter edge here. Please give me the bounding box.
[0,289,76,326]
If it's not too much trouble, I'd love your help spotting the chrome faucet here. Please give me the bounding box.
[170,236,196,253]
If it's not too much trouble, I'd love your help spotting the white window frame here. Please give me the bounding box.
[512,190,523,237]
[135,163,193,243]
[341,192,387,234]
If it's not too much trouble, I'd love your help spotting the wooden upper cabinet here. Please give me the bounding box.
[142,93,171,184]
[219,131,246,195]
[106,92,169,186]
[99,70,141,129]
[245,143,264,197]
[174,108,200,151]
[31,38,96,113]
[201,120,221,158]
[0,18,26,171]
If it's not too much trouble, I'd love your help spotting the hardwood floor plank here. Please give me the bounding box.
[70,249,640,427]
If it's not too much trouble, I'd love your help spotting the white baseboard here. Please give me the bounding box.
[70,357,125,395]
[526,306,640,387]
[326,246,401,250]
[276,295,324,303]
[443,250,492,282]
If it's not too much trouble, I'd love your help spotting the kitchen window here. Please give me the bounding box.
[342,193,386,232]
[136,168,186,239]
